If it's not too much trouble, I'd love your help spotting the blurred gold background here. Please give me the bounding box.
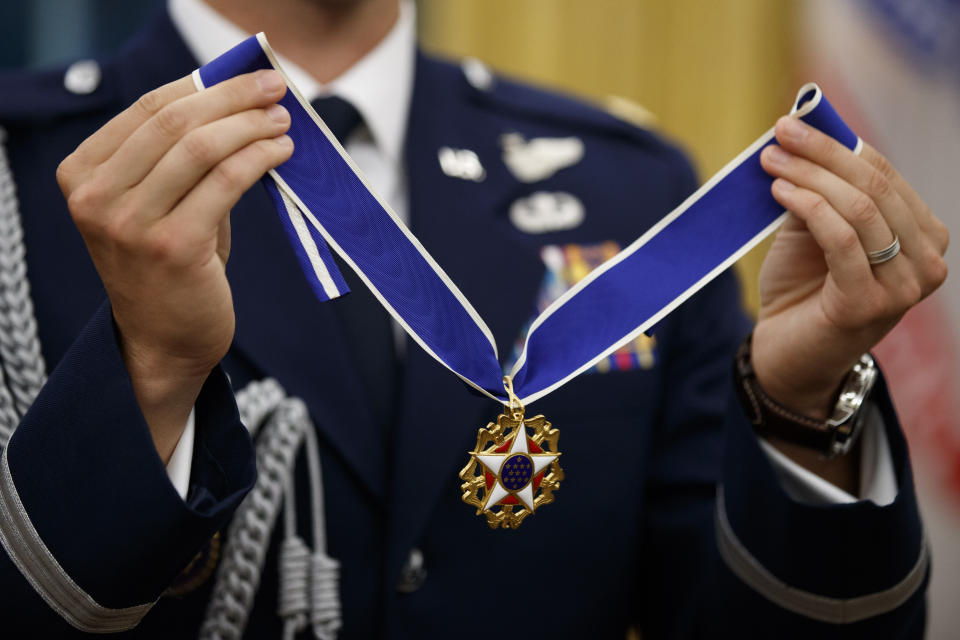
[418,0,801,314]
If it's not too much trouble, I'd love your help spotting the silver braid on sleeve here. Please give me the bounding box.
[200,379,341,640]
[0,127,48,449]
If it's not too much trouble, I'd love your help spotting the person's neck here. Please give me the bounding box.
[204,0,398,84]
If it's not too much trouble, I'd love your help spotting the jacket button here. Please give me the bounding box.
[396,548,426,594]
[64,60,101,95]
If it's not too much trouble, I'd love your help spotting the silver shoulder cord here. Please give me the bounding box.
[0,127,341,639]
[200,380,342,640]
[0,127,47,448]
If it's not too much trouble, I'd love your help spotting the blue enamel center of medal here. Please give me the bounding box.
[501,453,533,491]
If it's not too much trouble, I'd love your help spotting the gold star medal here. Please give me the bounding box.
[459,376,563,529]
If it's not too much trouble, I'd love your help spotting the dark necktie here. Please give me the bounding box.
[310,96,398,433]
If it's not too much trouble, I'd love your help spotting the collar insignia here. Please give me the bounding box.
[438,147,486,182]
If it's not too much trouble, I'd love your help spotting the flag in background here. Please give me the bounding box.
[798,1,960,637]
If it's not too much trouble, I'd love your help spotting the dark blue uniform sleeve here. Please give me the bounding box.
[637,269,927,638]
[0,301,256,635]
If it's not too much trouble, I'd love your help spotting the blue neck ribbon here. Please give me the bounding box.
[195,34,860,406]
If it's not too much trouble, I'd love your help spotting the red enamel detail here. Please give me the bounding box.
[615,351,632,370]
[533,471,544,490]
[494,438,512,454]
[527,438,543,453]
[500,495,519,505]
[484,471,494,490]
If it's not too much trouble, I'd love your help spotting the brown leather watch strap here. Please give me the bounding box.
[735,334,848,455]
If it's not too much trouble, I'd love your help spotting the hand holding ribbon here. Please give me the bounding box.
[754,117,949,421]
[56,68,293,462]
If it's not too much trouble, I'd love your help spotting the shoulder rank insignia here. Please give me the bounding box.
[459,377,563,529]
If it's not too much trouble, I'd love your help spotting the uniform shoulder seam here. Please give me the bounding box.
[453,57,670,147]
[0,58,116,125]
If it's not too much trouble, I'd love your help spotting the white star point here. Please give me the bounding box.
[515,484,535,510]
[531,453,558,475]
[484,482,510,510]
[476,454,504,475]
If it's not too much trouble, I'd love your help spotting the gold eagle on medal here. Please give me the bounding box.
[459,378,563,529]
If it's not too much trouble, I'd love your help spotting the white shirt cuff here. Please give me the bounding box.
[759,402,897,506]
[164,409,195,501]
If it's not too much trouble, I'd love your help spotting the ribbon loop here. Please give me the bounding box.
[195,35,859,407]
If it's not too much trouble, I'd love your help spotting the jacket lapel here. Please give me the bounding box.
[116,9,386,502]
[228,186,386,501]
[387,53,546,571]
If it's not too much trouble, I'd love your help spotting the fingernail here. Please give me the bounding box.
[266,103,288,123]
[257,70,285,93]
[773,178,795,192]
[274,134,293,149]
[781,116,808,142]
[764,145,790,166]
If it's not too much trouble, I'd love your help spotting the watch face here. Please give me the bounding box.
[827,354,877,457]
[829,354,878,427]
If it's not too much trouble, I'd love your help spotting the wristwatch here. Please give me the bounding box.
[735,334,878,458]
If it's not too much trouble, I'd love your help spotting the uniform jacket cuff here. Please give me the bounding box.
[718,368,928,623]
[0,301,255,631]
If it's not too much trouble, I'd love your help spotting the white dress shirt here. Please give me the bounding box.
[163,0,896,508]
[169,0,414,224]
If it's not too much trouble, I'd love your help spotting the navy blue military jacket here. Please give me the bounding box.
[0,9,928,639]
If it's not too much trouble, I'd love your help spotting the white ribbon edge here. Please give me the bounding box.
[279,190,343,300]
